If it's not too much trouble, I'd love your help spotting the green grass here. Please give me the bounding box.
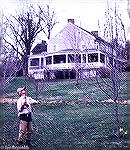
[0,72,130,149]
[1,72,129,102]
[0,102,130,150]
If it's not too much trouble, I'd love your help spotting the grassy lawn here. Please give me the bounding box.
[0,72,130,150]
[1,72,129,101]
[0,102,129,150]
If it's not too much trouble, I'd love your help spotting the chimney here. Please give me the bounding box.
[68,19,75,24]
[91,31,98,37]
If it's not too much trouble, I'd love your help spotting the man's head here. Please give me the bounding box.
[17,87,26,96]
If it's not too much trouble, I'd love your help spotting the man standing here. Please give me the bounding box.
[17,87,39,147]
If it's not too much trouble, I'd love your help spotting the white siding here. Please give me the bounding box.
[48,23,96,53]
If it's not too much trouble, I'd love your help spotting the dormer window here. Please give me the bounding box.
[94,40,99,49]
[82,45,86,49]
[76,31,81,38]
[80,41,86,51]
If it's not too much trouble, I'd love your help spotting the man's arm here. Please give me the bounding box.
[33,100,41,105]
[29,97,41,105]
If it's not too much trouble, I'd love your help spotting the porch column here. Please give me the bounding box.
[28,58,31,68]
[39,57,41,69]
[81,54,83,63]
[52,55,54,64]
[44,57,46,66]
[98,52,100,62]
[66,54,68,63]
[86,53,88,63]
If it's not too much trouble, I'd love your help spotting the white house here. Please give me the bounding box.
[28,19,124,80]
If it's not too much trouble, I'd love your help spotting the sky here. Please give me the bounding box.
[1,0,130,44]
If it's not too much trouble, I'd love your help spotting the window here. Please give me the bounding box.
[68,54,74,63]
[46,56,52,65]
[81,45,86,51]
[76,31,81,38]
[88,53,98,62]
[30,58,39,66]
[83,54,86,63]
[76,54,81,63]
[68,54,81,63]
[100,53,105,63]
[53,55,66,64]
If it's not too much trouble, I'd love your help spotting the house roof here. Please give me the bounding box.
[74,24,112,47]
[31,41,47,54]
[45,49,100,56]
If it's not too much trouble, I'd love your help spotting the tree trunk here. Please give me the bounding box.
[22,53,28,76]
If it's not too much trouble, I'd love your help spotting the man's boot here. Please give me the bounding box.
[17,140,23,146]
[26,140,36,147]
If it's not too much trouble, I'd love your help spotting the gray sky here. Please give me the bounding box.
[2,0,130,42]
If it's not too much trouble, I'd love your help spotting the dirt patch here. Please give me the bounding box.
[0,97,130,105]
[0,98,17,103]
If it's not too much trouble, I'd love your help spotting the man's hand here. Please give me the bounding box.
[19,105,24,112]
[19,103,28,112]
[23,102,29,107]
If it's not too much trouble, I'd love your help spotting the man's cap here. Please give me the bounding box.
[17,87,26,94]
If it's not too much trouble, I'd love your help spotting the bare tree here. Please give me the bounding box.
[125,40,130,71]
[127,0,130,19]
[38,4,58,40]
[0,8,4,66]
[97,1,127,137]
[3,4,58,76]
[127,0,130,69]
[62,22,85,85]
[3,5,43,75]
[65,26,100,85]
[60,20,99,85]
